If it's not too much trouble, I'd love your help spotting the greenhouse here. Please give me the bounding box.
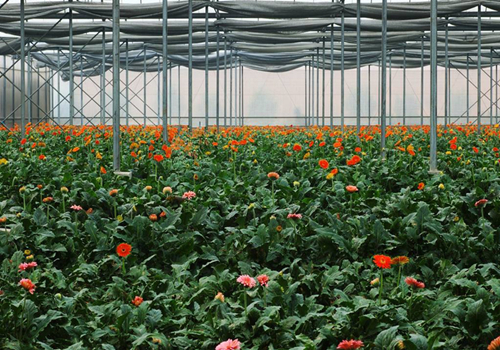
[0,0,499,348]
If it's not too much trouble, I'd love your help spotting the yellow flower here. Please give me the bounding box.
[370,278,380,286]
[96,152,102,160]
[438,183,445,190]
[152,338,162,345]
[466,160,471,165]
[303,152,311,160]
[248,203,255,210]
[445,151,451,155]
[454,216,459,222]
[0,158,8,165]
[326,173,334,180]
[205,151,211,156]
[24,250,31,255]
[60,186,69,193]
[26,254,34,260]
[19,186,26,193]
[397,340,405,349]
[458,146,462,151]
[253,159,258,164]
[116,215,123,222]
[293,181,300,187]
[145,186,152,191]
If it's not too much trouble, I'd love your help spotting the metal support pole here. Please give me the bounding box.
[234,56,238,126]
[389,55,392,125]
[312,54,315,125]
[12,56,16,126]
[381,0,387,156]
[205,5,209,128]
[162,0,169,142]
[80,54,83,125]
[125,40,129,126]
[368,66,371,126]
[467,54,470,123]
[101,31,106,124]
[496,64,498,123]
[188,0,193,131]
[27,51,32,123]
[143,44,147,126]
[112,0,121,170]
[20,0,26,135]
[429,0,438,173]
[309,61,312,126]
[157,57,161,124]
[316,47,319,125]
[241,63,244,126]
[322,35,325,127]
[2,56,5,123]
[403,47,406,125]
[356,0,361,134]
[178,65,181,126]
[305,63,308,126]
[216,26,220,130]
[341,10,345,131]
[421,35,424,125]
[477,5,482,131]
[69,2,74,125]
[224,38,227,127]
[330,24,334,128]
[444,20,449,127]
[169,62,172,125]
[230,47,233,127]
[491,49,493,126]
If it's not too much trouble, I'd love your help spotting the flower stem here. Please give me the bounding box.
[122,258,126,275]
[244,291,248,318]
[379,270,384,306]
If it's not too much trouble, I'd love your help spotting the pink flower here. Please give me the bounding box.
[405,277,425,289]
[257,274,269,287]
[216,339,241,350]
[475,199,488,207]
[287,213,302,220]
[70,204,83,211]
[182,191,196,200]
[236,275,256,288]
[337,339,364,349]
[18,261,37,272]
[19,278,36,294]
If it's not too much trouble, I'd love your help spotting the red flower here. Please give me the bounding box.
[267,172,279,180]
[405,277,425,289]
[131,296,143,307]
[475,199,488,207]
[450,144,457,150]
[418,182,425,190]
[100,166,107,174]
[21,138,27,145]
[488,336,500,350]
[473,146,479,153]
[292,144,302,152]
[346,155,361,166]
[257,274,269,287]
[373,255,392,269]
[116,243,132,257]
[39,154,46,160]
[153,154,164,162]
[149,214,158,221]
[19,278,36,294]
[337,339,364,349]
[318,159,329,169]
[355,147,362,153]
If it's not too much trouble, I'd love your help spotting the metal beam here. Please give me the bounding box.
[430,0,438,173]
[112,0,120,170]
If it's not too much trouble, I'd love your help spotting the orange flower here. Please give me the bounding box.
[267,172,279,180]
[373,255,392,269]
[100,166,107,174]
[346,185,358,193]
[109,189,118,196]
[39,154,46,160]
[418,182,425,190]
[131,296,143,307]
[391,256,410,265]
[292,144,302,152]
[330,168,339,176]
[488,336,500,350]
[42,197,53,203]
[149,214,158,221]
[450,143,457,150]
[116,243,132,257]
[355,147,361,153]
[153,154,164,162]
[318,159,329,169]
[346,155,361,166]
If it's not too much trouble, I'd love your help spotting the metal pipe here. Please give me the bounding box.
[204,4,209,129]
[389,54,392,125]
[241,63,244,125]
[368,65,371,126]
[305,63,307,126]
[467,54,470,123]
[444,19,449,127]
[216,25,220,131]
[188,0,193,131]
[312,54,314,125]
[430,0,438,173]
[143,44,147,126]
[341,10,345,132]
[2,56,6,123]
[162,0,168,142]
[101,30,106,124]
[112,0,120,170]
[356,0,361,134]
[157,56,160,125]
[322,34,325,127]
[491,48,493,126]
[330,24,334,128]
[381,0,387,156]
[230,47,233,127]
[316,47,319,125]
[20,0,26,135]
[169,62,172,126]
[235,54,238,126]
[477,4,482,131]
[403,46,406,125]
[125,40,129,126]
[27,51,32,124]
[309,61,312,127]
[224,37,227,128]
[178,64,180,127]
[421,35,424,125]
[80,53,83,125]
[69,1,74,125]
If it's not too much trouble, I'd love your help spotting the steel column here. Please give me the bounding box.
[101,31,106,125]
[112,0,121,170]
[188,0,193,131]
[69,2,74,125]
[477,5,482,131]
[403,47,406,125]
[429,0,438,173]
[204,5,209,128]
[162,0,168,142]
[330,24,334,128]
[421,35,424,125]
[224,38,227,128]
[444,20,449,127]
[381,0,387,156]
[216,25,220,130]
[356,0,361,134]
[341,10,345,131]
[322,35,325,127]
[20,0,26,135]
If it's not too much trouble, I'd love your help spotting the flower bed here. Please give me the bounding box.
[0,123,499,349]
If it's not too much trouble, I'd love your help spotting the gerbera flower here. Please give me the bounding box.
[153,154,164,162]
[131,296,143,307]
[373,255,392,269]
[216,339,241,350]
[70,205,83,211]
[418,182,425,190]
[475,199,488,207]
[405,277,425,289]
[182,191,196,200]
[391,256,410,265]
[109,189,118,196]
[19,278,36,294]
[267,172,280,180]
[346,185,358,193]
[214,292,225,302]
[287,213,302,220]
[257,274,269,287]
[488,336,500,350]
[337,339,364,349]
[236,275,256,288]
[318,159,329,169]
[116,243,132,257]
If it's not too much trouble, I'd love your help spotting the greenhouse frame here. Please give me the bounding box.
[0,0,498,172]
